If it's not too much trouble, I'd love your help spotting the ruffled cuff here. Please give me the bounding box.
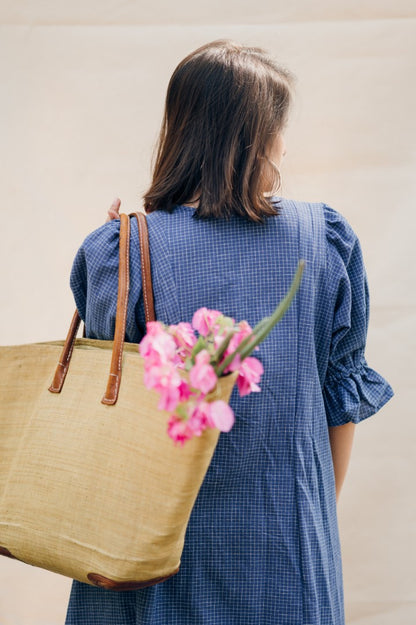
[323,357,394,426]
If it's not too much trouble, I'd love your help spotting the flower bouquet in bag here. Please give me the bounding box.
[140,260,305,445]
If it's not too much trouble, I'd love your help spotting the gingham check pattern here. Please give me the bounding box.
[66,198,393,625]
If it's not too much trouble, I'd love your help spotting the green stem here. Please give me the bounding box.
[212,329,237,364]
[190,335,207,362]
[216,260,305,374]
[239,260,304,359]
[215,314,274,376]
[249,316,271,336]
[215,332,255,376]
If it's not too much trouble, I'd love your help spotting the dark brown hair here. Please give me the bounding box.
[144,40,296,222]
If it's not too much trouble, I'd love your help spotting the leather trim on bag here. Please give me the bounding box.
[87,567,179,590]
[0,546,18,559]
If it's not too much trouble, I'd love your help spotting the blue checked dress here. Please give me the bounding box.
[65,197,393,625]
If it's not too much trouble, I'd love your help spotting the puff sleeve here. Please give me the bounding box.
[322,205,394,426]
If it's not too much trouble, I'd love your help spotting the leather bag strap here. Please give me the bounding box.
[101,212,131,404]
[49,212,155,405]
[48,309,83,393]
[133,211,155,324]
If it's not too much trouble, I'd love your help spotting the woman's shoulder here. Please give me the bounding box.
[276,196,358,252]
[80,202,358,261]
[80,219,121,256]
[274,195,351,226]
[79,215,149,264]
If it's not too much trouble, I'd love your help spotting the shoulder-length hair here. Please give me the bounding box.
[144,40,296,222]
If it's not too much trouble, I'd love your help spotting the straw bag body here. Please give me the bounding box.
[0,213,236,590]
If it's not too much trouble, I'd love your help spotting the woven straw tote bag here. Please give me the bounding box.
[0,212,236,590]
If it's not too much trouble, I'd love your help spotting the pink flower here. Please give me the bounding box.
[192,307,222,337]
[178,379,192,402]
[157,385,180,412]
[139,325,177,366]
[236,357,264,397]
[139,322,163,358]
[169,322,197,358]
[189,350,218,394]
[223,352,241,373]
[138,310,267,445]
[214,333,227,350]
[146,321,165,337]
[143,361,178,389]
[222,321,255,373]
[143,362,182,412]
[208,401,235,432]
[188,401,212,436]
[167,415,193,446]
[229,320,253,350]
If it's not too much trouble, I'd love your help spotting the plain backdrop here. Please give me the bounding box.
[0,1,415,624]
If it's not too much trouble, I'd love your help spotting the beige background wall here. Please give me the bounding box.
[0,2,414,623]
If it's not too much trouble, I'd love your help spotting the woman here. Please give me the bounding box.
[66,40,393,625]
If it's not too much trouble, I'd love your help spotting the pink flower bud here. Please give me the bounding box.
[188,401,212,436]
[192,307,222,337]
[167,415,193,446]
[208,401,235,432]
[189,350,218,394]
[236,357,264,397]
[169,322,197,358]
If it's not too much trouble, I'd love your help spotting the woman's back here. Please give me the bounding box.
[67,197,393,624]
